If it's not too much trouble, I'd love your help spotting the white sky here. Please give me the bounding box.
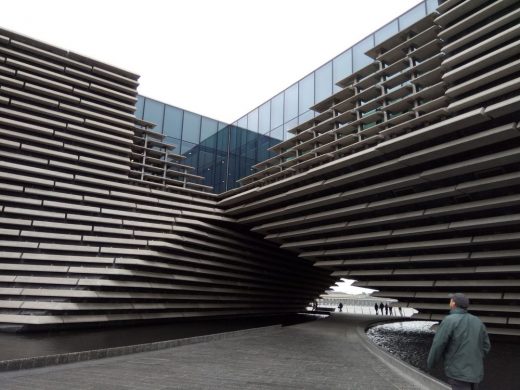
[333,279,376,295]
[1,0,422,124]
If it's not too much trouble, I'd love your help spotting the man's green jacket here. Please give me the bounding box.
[427,307,491,383]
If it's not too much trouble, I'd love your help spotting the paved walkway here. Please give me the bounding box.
[0,314,440,389]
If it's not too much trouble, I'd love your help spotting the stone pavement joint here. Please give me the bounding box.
[0,313,448,389]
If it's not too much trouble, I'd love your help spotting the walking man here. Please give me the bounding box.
[374,302,379,315]
[427,293,490,390]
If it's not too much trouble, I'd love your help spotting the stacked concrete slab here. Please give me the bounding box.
[0,27,334,329]
[222,0,520,335]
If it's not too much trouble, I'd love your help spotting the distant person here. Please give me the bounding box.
[338,302,343,312]
[389,306,393,315]
[312,301,317,311]
[384,303,388,315]
[427,293,490,390]
[374,303,379,315]
[379,302,384,314]
[398,307,403,316]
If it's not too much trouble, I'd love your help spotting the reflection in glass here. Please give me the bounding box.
[315,62,333,103]
[399,3,426,30]
[200,117,218,143]
[270,125,284,141]
[299,73,314,115]
[135,96,145,119]
[247,109,259,132]
[237,115,247,129]
[284,117,298,140]
[217,125,230,152]
[182,111,201,144]
[298,110,314,124]
[426,0,438,13]
[333,50,353,92]
[143,98,164,133]
[259,101,270,134]
[164,105,184,139]
[353,35,375,72]
[271,92,284,130]
[284,83,298,122]
[375,20,399,45]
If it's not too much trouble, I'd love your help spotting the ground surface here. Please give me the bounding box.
[0,313,427,389]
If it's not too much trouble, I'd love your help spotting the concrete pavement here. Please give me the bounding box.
[0,313,447,389]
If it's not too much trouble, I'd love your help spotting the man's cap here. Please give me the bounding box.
[449,293,469,308]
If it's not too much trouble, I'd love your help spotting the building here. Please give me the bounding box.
[222,0,520,336]
[0,0,520,335]
[136,0,439,193]
[0,26,334,330]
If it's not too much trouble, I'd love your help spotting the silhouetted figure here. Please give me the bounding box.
[398,307,403,316]
[312,301,318,311]
[374,303,379,315]
[379,302,384,314]
[389,306,393,315]
[384,303,389,315]
[338,302,343,312]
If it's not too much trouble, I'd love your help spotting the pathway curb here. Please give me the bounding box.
[0,324,281,372]
[357,320,450,389]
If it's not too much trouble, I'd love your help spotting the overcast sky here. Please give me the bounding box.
[1,0,421,124]
[0,0,420,294]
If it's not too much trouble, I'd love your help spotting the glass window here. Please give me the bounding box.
[298,110,314,124]
[214,155,227,193]
[200,117,218,141]
[399,3,426,30]
[143,98,164,134]
[135,95,145,119]
[426,0,438,14]
[258,101,270,134]
[271,92,284,129]
[375,20,399,45]
[315,62,333,103]
[353,35,375,72]
[181,140,197,155]
[182,111,201,144]
[200,117,218,149]
[270,125,284,141]
[163,105,183,139]
[333,50,353,92]
[238,125,248,148]
[237,115,247,129]
[246,130,258,160]
[284,83,298,122]
[164,136,182,155]
[183,144,199,168]
[257,134,271,162]
[229,125,239,152]
[217,125,230,152]
[247,109,259,132]
[284,117,298,140]
[198,150,215,170]
[299,73,314,115]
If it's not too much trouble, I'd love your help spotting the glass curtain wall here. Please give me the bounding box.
[135,96,280,193]
[135,0,437,193]
[230,0,437,141]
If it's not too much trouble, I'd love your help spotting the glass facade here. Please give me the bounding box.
[136,96,280,193]
[136,0,437,193]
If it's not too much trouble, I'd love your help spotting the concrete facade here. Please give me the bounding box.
[0,27,334,329]
[0,0,520,336]
[222,0,520,336]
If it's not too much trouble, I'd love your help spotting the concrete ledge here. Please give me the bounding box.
[0,324,281,372]
[357,321,449,390]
